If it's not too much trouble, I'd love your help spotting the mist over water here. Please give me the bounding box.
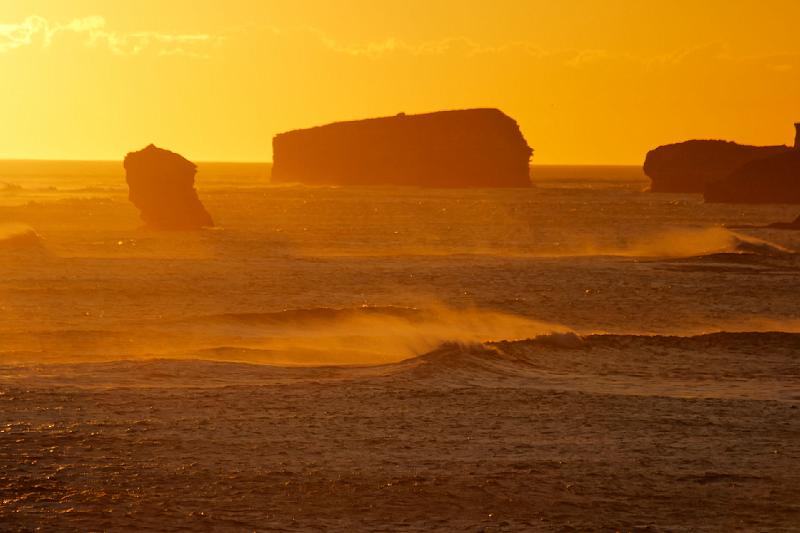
[582,226,794,258]
[3,162,800,531]
[2,161,800,371]
[0,222,41,249]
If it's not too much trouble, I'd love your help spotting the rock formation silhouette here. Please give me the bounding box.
[705,150,800,204]
[124,144,213,230]
[643,140,790,193]
[795,123,800,150]
[271,109,532,187]
[776,124,800,221]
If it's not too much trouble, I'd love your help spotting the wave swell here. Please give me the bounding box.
[2,330,798,403]
[0,223,42,249]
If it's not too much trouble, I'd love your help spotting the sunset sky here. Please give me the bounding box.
[1,0,798,164]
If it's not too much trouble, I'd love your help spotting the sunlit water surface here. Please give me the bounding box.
[1,163,798,531]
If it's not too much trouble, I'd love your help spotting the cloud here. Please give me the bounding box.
[262,25,600,64]
[88,29,217,57]
[564,49,611,67]
[3,15,798,74]
[0,15,53,52]
[276,26,545,59]
[0,15,220,57]
[311,32,471,58]
[269,26,800,75]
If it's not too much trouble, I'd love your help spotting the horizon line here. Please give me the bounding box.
[0,157,645,167]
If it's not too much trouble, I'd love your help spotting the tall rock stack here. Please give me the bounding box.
[124,144,214,230]
[271,108,533,187]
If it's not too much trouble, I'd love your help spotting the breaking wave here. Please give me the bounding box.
[406,330,800,375]
[296,227,797,261]
[0,305,570,366]
[584,226,795,259]
[0,223,42,249]
[3,329,799,403]
[7,301,800,369]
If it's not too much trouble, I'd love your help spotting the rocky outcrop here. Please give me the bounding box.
[705,150,800,204]
[124,144,213,229]
[795,123,800,150]
[643,140,790,193]
[271,109,533,187]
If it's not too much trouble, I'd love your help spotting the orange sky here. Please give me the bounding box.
[1,0,798,164]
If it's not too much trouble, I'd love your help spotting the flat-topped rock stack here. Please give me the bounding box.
[271,108,533,187]
[643,140,790,194]
[644,124,800,204]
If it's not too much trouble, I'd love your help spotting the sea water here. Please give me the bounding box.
[1,162,799,530]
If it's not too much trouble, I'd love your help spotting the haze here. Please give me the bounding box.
[1,0,798,164]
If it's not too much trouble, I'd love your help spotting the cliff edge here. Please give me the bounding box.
[643,140,790,193]
[271,109,533,187]
[705,150,800,204]
[124,144,214,230]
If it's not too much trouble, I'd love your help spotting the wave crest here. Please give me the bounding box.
[594,227,794,259]
[0,223,42,249]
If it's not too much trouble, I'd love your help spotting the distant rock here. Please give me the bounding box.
[796,122,800,151]
[704,150,800,204]
[124,144,213,230]
[643,140,790,193]
[271,108,533,187]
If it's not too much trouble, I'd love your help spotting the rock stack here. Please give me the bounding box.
[643,140,789,193]
[271,108,533,187]
[124,144,213,229]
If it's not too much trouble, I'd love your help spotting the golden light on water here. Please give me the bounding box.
[3,2,800,531]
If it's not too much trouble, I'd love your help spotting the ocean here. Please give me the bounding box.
[1,161,799,530]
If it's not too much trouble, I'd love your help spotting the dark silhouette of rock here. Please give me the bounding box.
[769,124,800,222]
[271,108,533,187]
[705,150,800,204]
[705,125,800,205]
[643,140,790,193]
[124,144,213,229]
[795,123,800,150]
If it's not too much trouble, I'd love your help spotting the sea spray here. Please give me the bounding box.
[161,304,575,365]
[588,226,794,258]
[0,223,42,249]
[0,304,574,365]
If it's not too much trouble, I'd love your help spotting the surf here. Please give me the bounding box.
[0,223,42,249]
